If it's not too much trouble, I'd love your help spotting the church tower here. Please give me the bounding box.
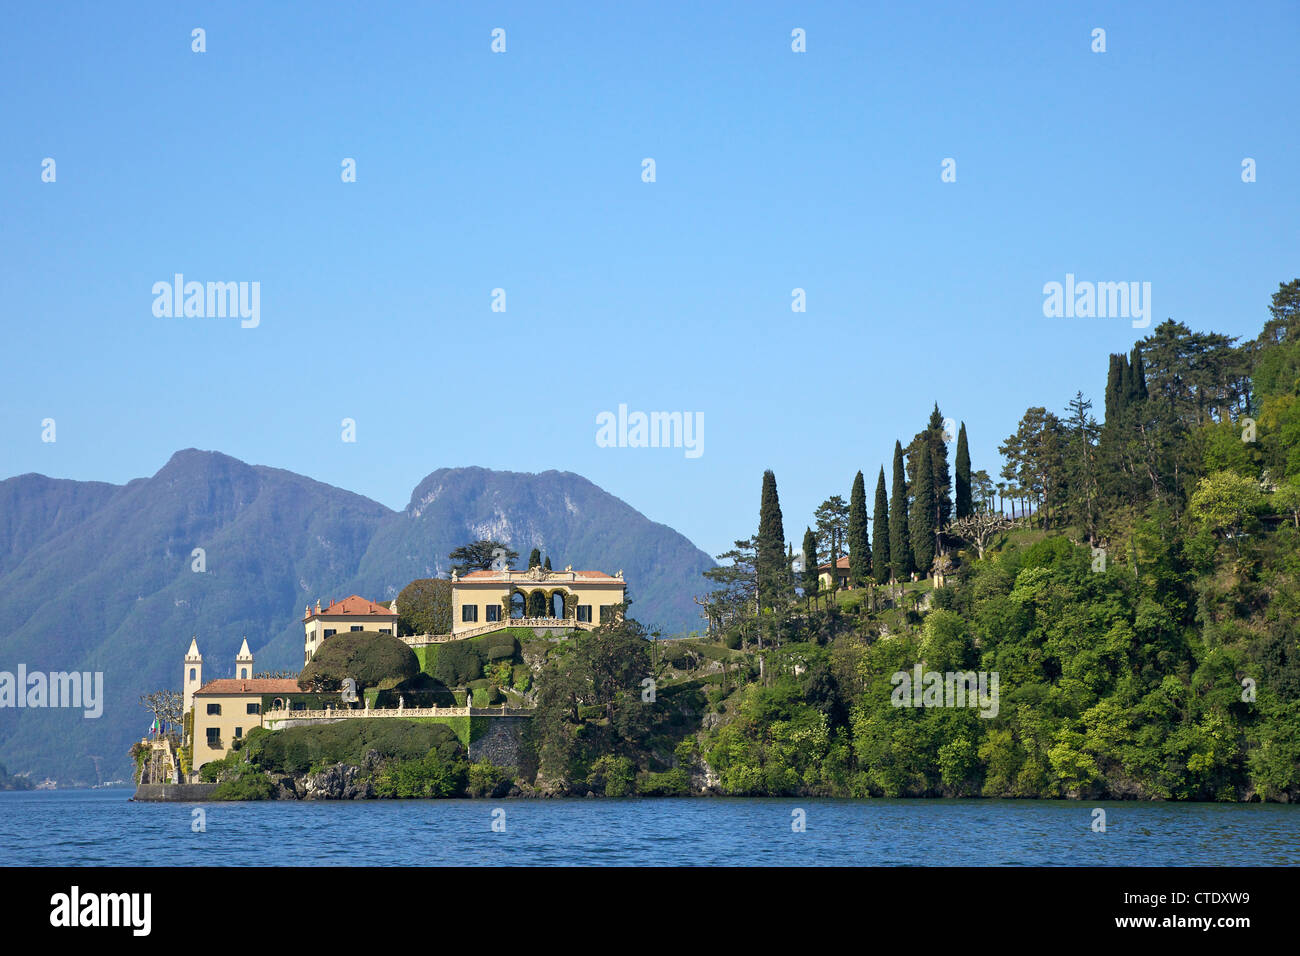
[236,638,254,681]
[183,637,203,713]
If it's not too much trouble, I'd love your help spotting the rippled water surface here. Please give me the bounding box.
[3,789,1297,866]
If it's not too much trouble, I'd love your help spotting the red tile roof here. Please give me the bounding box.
[817,556,851,571]
[305,595,398,620]
[195,678,303,696]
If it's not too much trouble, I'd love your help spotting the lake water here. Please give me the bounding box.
[3,789,1297,866]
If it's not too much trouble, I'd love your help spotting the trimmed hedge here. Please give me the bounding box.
[242,719,463,774]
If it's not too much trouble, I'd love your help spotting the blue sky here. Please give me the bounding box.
[3,1,1297,560]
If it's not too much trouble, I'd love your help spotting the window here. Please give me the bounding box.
[577,605,592,623]
[188,668,196,681]
[205,727,220,745]
[234,727,243,739]
[486,605,500,622]
[379,628,391,634]
[350,625,363,632]
[239,667,249,679]
[291,701,306,711]
[206,703,221,715]
[323,629,336,638]
[246,703,260,715]
[462,605,479,623]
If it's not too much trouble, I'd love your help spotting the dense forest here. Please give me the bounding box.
[668,279,1300,801]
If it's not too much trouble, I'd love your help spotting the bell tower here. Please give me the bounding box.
[236,637,254,681]
[183,637,203,713]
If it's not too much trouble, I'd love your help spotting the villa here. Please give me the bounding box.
[817,556,851,591]
[302,595,398,664]
[172,564,626,778]
[448,564,626,636]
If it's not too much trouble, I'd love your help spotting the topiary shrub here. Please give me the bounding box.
[299,631,419,691]
[243,719,463,774]
[434,640,483,686]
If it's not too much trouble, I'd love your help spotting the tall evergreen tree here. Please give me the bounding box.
[847,471,870,587]
[543,555,552,571]
[910,446,936,574]
[928,404,953,531]
[756,470,788,610]
[528,548,541,569]
[955,422,972,519]
[872,467,890,585]
[1129,345,1149,402]
[801,527,819,600]
[889,441,913,581]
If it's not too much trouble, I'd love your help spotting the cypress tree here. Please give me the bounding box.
[1104,353,1127,424]
[872,467,890,585]
[756,470,787,610]
[927,404,953,531]
[889,442,913,581]
[1129,346,1148,402]
[955,422,972,519]
[910,447,936,574]
[801,527,819,598]
[847,471,870,587]
[528,548,541,569]
[543,555,552,571]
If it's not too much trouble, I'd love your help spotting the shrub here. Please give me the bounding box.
[299,631,420,691]
[511,664,532,692]
[587,755,636,797]
[373,748,467,798]
[467,761,512,797]
[435,640,483,686]
[637,768,690,796]
[243,719,462,774]
[211,772,275,801]
[481,632,519,662]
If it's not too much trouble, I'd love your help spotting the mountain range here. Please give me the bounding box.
[0,450,715,784]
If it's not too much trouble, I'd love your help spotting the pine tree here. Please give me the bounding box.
[872,467,890,585]
[847,471,870,587]
[889,441,913,581]
[955,422,972,519]
[756,470,788,610]
[910,447,936,574]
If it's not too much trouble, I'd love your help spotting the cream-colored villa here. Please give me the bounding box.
[170,564,626,777]
[182,638,301,774]
[449,564,626,636]
[302,595,398,664]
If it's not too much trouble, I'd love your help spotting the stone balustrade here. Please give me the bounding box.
[400,617,597,646]
[263,703,532,724]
